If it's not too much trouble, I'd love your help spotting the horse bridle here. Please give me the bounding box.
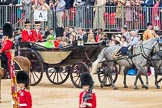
[140,40,158,60]
[140,39,162,60]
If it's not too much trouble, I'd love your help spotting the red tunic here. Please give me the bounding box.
[0,39,13,69]
[79,91,96,108]
[21,29,33,42]
[31,29,43,42]
[18,89,32,108]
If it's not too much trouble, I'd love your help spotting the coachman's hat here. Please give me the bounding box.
[147,22,152,26]
[16,71,29,87]
[34,21,41,26]
[24,20,31,26]
[80,72,93,87]
[3,22,13,38]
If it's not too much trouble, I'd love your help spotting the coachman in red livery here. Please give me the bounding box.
[0,22,13,71]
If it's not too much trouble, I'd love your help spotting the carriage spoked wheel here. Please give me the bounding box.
[97,62,118,87]
[46,66,70,85]
[21,51,43,86]
[70,61,89,88]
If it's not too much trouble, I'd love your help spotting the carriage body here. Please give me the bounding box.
[19,42,104,87]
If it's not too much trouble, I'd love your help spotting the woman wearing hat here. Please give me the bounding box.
[21,21,33,42]
[16,71,32,108]
[44,35,55,48]
[31,21,43,42]
[79,73,96,108]
[0,23,13,72]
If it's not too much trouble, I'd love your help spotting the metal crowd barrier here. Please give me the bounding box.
[0,5,162,31]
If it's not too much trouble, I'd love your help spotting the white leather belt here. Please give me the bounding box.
[19,103,27,107]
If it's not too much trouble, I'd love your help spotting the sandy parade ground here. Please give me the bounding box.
[0,74,162,108]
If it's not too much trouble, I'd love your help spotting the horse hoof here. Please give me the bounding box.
[134,87,138,90]
[100,84,104,88]
[156,86,161,89]
[113,87,118,90]
[142,85,146,88]
[124,85,128,88]
[144,86,148,89]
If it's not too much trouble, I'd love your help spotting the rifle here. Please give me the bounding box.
[83,81,94,102]
[10,53,18,108]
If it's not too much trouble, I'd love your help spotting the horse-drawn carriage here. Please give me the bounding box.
[18,41,118,88]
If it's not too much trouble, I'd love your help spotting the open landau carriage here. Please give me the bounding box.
[18,41,118,88]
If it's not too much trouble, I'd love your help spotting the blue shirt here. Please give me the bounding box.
[129,37,139,46]
[56,0,66,12]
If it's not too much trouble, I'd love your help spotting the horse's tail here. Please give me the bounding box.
[91,48,106,75]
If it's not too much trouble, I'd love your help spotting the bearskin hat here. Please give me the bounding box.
[55,27,64,37]
[16,71,29,87]
[80,72,93,87]
[3,22,13,38]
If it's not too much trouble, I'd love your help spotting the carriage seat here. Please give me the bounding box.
[113,46,133,58]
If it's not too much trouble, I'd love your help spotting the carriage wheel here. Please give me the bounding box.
[70,61,89,88]
[46,66,70,85]
[97,63,118,87]
[21,51,43,86]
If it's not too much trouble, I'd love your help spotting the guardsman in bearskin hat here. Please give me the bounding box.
[16,70,32,108]
[21,20,32,42]
[0,22,13,71]
[31,21,43,42]
[79,72,96,108]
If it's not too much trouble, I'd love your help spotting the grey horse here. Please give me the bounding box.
[91,37,161,89]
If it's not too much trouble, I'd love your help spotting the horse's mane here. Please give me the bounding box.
[142,37,158,45]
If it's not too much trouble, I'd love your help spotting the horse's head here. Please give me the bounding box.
[154,36,162,57]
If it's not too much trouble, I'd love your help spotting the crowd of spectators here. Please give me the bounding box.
[1,0,162,30]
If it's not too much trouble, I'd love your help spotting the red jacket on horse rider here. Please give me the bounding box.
[0,22,13,71]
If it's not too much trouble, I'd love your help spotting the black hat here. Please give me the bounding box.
[147,23,152,26]
[25,20,31,26]
[34,21,41,26]
[3,22,13,38]
[80,72,93,87]
[55,27,64,37]
[16,71,29,87]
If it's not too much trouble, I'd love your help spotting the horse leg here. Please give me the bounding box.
[157,77,162,84]
[109,67,118,90]
[154,68,160,89]
[123,68,128,88]
[134,71,140,90]
[138,73,148,89]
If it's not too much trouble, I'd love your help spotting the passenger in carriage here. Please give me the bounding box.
[120,36,128,47]
[109,34,121,46]
[31,21,43,42]
[115,30,139,57]
[21,20,32,42]
[44,35,55,48]
[121,25,131,42]
[76,27,88,42]
[87,29,95,43]
[95,28,104,42]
